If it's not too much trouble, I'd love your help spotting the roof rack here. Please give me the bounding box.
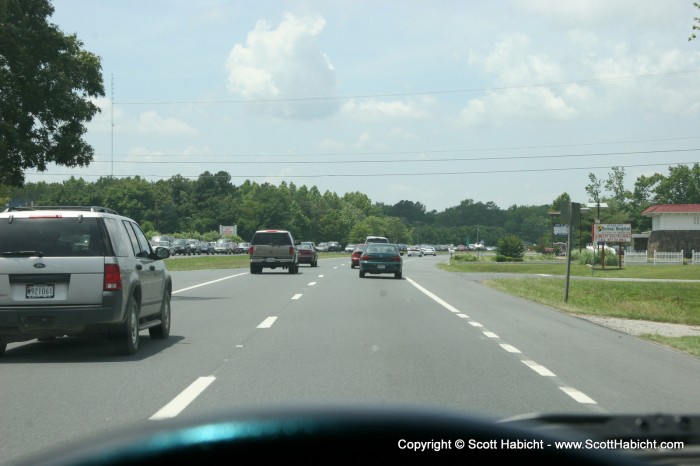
[3,206,119,215]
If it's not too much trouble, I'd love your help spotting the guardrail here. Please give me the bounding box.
[653,250,684,265]
[623,251,648,265]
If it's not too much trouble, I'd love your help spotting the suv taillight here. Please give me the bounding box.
[289,246,295,256]
[104,264,122,291]
[249,245,254,254]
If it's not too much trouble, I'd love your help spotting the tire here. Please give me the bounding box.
[0,343,6,356]
[351,264,355,269]
[250,264,258,274]
[359,270,365,278]
[288,263,297,274]
[312,260,318,267]
[395,271,402,279]
[115,295,140,355]
[149,289,171,339]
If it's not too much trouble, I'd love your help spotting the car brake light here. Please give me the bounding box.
[361,255,369,261]
[249,245,254,254]
[289,246,295,256]
[104,264,122,291]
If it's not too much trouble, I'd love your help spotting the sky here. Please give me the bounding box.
[31,0,700,212]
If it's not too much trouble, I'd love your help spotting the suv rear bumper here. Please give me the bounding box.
[250,257,296,267]
[0,293,125,342]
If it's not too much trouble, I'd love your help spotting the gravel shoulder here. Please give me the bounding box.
[575,315,700,337]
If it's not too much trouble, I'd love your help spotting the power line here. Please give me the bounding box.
[86,147,700,165]
[113,70,700,105]
[27,161,699,180]
[91,136,700,160]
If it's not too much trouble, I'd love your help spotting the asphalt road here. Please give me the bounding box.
[2,254,700,464]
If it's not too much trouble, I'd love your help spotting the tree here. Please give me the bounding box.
[0,0,105,187]
[690,2,700,41]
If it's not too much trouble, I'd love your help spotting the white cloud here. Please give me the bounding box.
[317,138,347,151]
[225,12,337,119]
[341,97,432,121]
[137,111,200,137]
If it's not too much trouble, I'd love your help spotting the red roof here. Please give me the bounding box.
[642,204,700,215]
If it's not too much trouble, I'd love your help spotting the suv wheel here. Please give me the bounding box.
[149,289,171,339]
[116,295,140,355]
[0,342,6,356]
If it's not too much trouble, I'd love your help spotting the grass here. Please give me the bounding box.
[439,259,700,280]
[163,251,347,271]
[440,253,700,356]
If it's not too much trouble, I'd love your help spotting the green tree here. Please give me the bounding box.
[690,2,700,41]
[0,0,105,187]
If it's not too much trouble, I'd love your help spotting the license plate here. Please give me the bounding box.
[26,284,55,299]
[377,264,385,269]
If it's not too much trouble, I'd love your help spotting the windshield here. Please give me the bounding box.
[2,1,700,465]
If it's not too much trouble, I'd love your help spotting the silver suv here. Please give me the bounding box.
[0,206,172,356]
[249,229,299,274]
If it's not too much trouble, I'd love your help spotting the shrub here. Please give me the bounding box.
[452,254,479,262]
[492,255,524,262]
[495,234,526,259]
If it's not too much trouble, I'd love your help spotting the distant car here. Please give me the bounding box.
[316,242,329,252]
[359,243,403,279]
[186,239,202,255]
[297,242,318,267]
[327,241,342,252]
[421,246,437,256]
[214,238,234,254]
[407,246,423,257]
[344,244,356,253]
[198,241,213,255]
[157,240,175,255]
[365,236,389,244]
[172,238,190,255]
[351,244,367,269]
[236,242,250,254]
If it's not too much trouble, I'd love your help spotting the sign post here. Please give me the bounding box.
[593,224,631,270]
[563,201,580,303]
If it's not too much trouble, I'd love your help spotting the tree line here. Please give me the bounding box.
[4,164,697,247]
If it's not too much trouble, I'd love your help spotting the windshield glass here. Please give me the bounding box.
[2,1,700,465]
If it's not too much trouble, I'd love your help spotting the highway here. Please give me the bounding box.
[2,254,700,464]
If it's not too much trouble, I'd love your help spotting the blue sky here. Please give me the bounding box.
[34,0,700,212]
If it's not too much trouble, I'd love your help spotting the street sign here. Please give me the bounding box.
[553,224,569,236]
[220,225,237,236]
[593,224,631,243]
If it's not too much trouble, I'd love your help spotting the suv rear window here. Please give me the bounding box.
[251,232,292,246]
[0,217,105,257]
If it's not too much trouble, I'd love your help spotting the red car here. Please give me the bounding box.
[297,242,318,267]
[351,243,367,269]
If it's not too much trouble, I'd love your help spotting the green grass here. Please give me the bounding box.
[480,275,700,358]
[439,260,700,280]
[164,255,250,271]
[484,277,700,324]
[163,251,346,271]
[643,335,700,358]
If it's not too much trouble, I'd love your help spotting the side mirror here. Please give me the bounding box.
[154,246,170,260]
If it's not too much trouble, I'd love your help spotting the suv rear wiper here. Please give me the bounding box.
[0,250,44,257]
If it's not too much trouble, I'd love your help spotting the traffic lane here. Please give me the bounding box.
[397,259,700,413]
[0,268,283,466]
[166,260,602,424]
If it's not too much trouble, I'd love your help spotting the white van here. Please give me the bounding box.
[366,236,389,243]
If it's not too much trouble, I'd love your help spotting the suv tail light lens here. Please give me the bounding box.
[104,264,122,291]
[249,245,254,254]
[289,246,295,256]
